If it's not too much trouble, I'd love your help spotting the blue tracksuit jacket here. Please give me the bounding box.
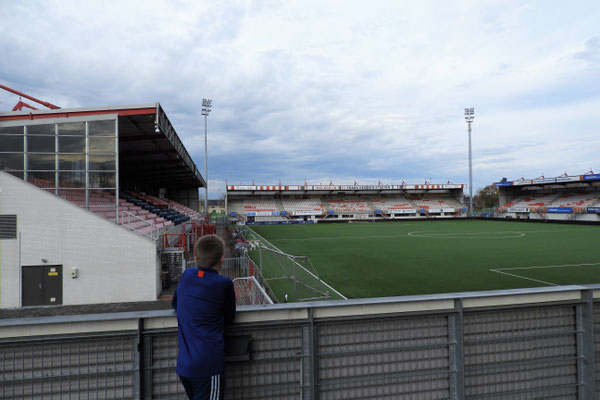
[172,267,236,378]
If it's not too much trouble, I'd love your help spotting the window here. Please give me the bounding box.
[27,154,55,170]
[88,120,116,136]
[89,137,116,154]
[27,171,56,188]
[58,122,85,136]
[89,171,116,188]
[27,136,56,152]
[0,135,24,152]
[27,124,55,135]
[58,154,85,170]
[59,136,85,153]
[89,155,116,170]
[0,153,24,170]
[59,171,86,188]
[0,126,24,135]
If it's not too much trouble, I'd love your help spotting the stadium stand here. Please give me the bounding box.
[495,173,600,221]
[226,184,467,223]
[369,196,415,211]
[327,198,371,212]
[0,103,207,308]
[546,191,600,210]
[503,193,562,210]
[281,198,324,215]
[409,195,462,210]
[242,198,279,212]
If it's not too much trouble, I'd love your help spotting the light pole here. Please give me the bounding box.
[202,99,212,216]
[464,107,475,217]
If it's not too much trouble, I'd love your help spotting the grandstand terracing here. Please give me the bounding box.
[55,188,200,238]
[228,194,465,222]
[503,191,600,211]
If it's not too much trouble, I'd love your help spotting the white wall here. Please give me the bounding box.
[0,172,159,308]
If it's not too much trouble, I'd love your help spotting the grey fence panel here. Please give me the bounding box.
[142,324,303,400]
[225,324,304,400]
[594,301,600,397]
[463,305,578,399]
[316,314,450,399]
[0,333,137,400]
[142,331,184,400]
[1,286,599,399]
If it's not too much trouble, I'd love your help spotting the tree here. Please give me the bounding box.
[474,184,499,210]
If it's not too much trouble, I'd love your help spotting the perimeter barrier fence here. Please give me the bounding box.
[1,285,599,399]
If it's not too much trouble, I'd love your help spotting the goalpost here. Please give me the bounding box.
[242,228,337,302]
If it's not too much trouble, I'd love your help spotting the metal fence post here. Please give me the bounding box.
[448,299,465,400]
[302,307,317,400]
[577,290,596,399]
[132,319,142,400]
[140,333,154,400]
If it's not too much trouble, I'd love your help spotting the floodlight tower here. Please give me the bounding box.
[464,107,475,217]
[202,99,212,216]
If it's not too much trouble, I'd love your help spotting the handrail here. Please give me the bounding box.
[120,211,159,241]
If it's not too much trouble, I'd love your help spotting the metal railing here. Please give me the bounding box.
[1,284,599,399]
[121,210,159,241]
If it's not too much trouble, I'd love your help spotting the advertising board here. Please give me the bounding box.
[583,174,600,181]
[556,176,581,183]
[547,208,573,213]
[513,180,533,186]
[292,210,317,216]
[533,178,556,184]
[247,211,280,216]
[388,209,416,214]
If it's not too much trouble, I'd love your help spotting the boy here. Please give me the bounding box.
[172,234,236,400]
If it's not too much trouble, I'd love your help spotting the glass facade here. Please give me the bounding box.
[0,118,118,220]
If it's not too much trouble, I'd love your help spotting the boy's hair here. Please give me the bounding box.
[194,234,225,269]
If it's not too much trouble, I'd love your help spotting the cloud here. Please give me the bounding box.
[573,36,600,66]
[1,1,600,199]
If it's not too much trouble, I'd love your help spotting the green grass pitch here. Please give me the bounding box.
[249,220,600,299]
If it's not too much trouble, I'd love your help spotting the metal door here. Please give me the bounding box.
[22,265,63,306]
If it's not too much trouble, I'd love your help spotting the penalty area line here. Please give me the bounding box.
[489,262,600,287]
[489,268,558,286]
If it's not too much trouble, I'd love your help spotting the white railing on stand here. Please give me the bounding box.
[121,211,159,241]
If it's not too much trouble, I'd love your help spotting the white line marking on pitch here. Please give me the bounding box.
[249,228,348,300]
[408,231,525,239]
[272,233,414,241]
[489,269,559,286]
[489,262,600,286]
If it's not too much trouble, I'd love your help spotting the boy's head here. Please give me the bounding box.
[194,234,225,270]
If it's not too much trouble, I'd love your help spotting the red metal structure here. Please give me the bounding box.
[0,83,60,111]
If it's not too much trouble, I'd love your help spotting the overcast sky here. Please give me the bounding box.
[1,1,599,198]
